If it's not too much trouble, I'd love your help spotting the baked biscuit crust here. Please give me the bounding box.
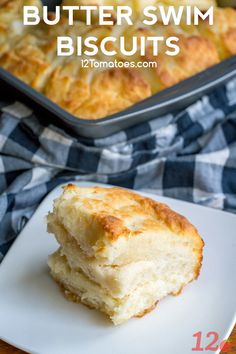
[62,183,202,241]
[48,184,204,267]
[45,68,151,119]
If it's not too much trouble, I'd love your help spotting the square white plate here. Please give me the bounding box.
[0,182,235,354]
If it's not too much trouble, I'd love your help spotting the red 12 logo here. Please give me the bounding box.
[192,332,233,352]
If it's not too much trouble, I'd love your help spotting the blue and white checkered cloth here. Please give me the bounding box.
[1,77,236,261]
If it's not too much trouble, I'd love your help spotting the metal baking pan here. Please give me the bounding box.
[1,57,236,138]
[0,0,236,138]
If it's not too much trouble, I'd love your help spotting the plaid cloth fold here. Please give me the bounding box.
[1,77,236,261]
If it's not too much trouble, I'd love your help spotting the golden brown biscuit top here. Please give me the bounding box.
[198,7,236,59]
[60,184,201,241]
[48,183,204,264]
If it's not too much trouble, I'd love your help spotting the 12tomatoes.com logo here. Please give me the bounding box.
[192,332,234,352]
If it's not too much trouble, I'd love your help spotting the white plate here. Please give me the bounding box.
[0,182,235,354]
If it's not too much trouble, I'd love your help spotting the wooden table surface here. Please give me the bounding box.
[0,325,235,353]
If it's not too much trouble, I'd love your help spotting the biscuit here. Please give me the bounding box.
[198,7,236,59]
[47,184,204,325]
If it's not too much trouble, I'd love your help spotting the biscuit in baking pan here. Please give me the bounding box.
[0,0,42,57]
[42,21,220,118]
[0,1,235,120]
[198,7,236,59]
[47,184,204,325]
